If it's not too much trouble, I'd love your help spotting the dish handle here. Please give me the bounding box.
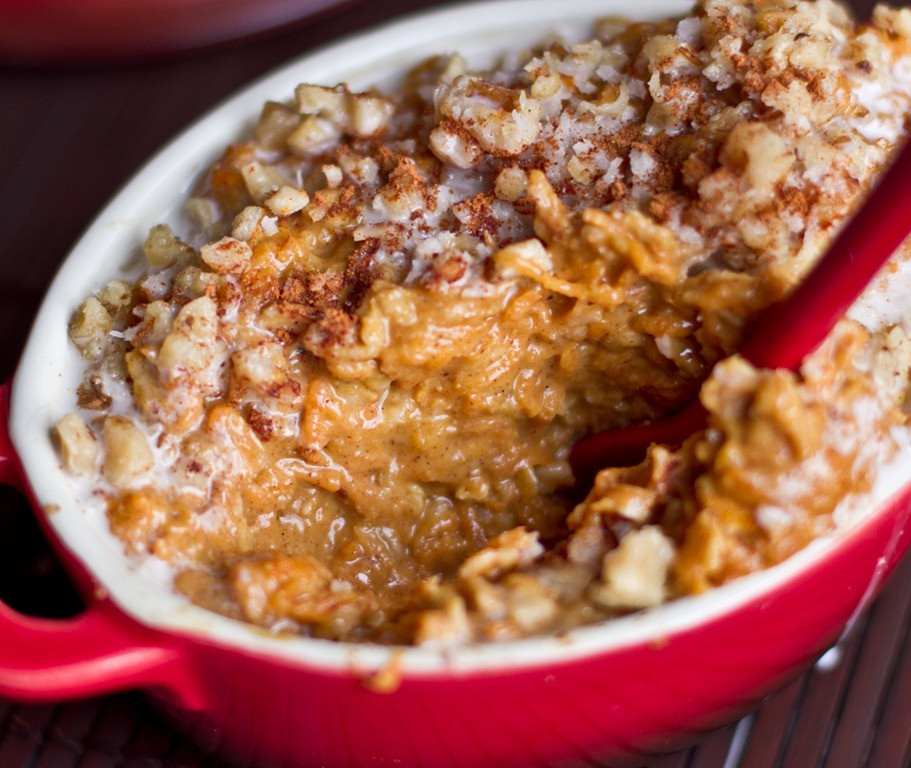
[0,381,208,710]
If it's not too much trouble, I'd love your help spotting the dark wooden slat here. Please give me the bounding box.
[33,697,105,768]
[865,605,911,768]
[649,747,693,768]
[0,704,59,768]
[121,700,177,768]
[685,724,738,768]
[777,618,868,768]
[825,601,908,768]
[76,695,145,768]
[0,698,15,736]
[163,736,223,768]
[739,679,805,768]
[823,553,911,768]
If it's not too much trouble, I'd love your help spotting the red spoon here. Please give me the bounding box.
[569,138,911,486]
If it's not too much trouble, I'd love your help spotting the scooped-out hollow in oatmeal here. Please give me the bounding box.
[57,0,911,645]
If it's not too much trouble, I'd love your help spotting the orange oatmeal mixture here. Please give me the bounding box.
[58,0,911,644]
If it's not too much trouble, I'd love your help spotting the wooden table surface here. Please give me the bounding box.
[1,1,910,765]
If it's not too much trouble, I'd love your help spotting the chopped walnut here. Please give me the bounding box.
[143,224,194,269]
[200,237,252,275]
[101,416,154,488]
[265,186,310,217]
[55,413,99,475]
[433,76,542,157]
[68,297,112,361]
[458,527,544,580]
[590,527,675,610]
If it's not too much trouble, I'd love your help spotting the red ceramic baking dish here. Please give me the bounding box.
[3,2,911,767]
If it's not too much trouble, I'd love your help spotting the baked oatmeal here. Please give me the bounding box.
[57,0,911,644]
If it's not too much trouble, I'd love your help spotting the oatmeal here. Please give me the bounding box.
[58,0,911,644]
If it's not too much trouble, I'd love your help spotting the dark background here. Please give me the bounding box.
[1,0,910,765]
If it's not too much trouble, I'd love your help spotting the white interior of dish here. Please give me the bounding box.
[11,0,911,676]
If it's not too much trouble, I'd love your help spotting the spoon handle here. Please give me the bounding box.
[570,139,911,484]
[741,139,911,370]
